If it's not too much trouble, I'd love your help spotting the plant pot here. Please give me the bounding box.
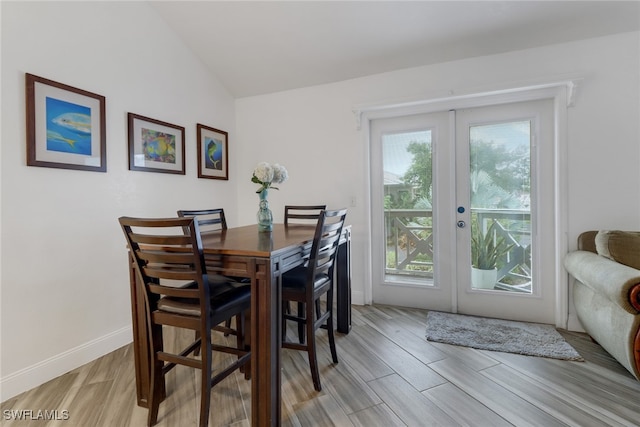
[471,267,497,289]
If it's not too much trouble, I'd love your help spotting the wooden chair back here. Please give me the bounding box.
[120,216,208,323]
[177,208,227,233]
[306,208,347,283]
[284,205,326,226]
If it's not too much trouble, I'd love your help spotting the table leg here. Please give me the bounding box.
[251,258,281,426]
[336,229,352,334]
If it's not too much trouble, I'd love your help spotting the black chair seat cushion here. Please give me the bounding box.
[158,280,250,318]
[282,265,330,292]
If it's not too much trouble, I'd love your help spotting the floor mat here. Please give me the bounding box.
[425,311,584,361]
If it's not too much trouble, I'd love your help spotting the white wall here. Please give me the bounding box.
[1,2,238,400]
[236,32,640,310]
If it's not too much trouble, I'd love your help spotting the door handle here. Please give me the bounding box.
[457,220,466,228]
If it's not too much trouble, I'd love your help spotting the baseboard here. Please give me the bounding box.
[0,326,132,403]
[567,313,585,332]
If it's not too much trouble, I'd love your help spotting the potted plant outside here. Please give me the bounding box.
[471,219,514,289]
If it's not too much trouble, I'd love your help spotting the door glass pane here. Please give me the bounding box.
[469,121,532,293]
[382,130,434,285]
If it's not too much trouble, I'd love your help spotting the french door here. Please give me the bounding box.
[371,111,454,312]
[370,99,556,324]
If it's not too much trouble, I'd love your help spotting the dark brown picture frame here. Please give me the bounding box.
[128,113,185,175]
[25,73,107,172]
[197,124,229,180]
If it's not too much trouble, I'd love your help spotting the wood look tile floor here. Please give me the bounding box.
[3,305,640,426]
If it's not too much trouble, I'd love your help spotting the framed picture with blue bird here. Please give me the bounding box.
[127,113,185,175]
[26,73,106,172]
[196,123,228,180]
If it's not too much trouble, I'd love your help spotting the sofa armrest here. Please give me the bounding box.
[577,230,598,253]
[564,250,640,314]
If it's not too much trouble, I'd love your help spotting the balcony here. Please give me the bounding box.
[385,208,532,293]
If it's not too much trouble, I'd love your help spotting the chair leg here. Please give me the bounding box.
[241,310,251,380]
[297,302,305,344]
[224,318,231,336]
[199,331,212,427]
[306,299,321,391]
[147,324,164,427]
[235,312,250,379]
[282,304,288,340]
[235,313,244,354]
[326,289,338,364]
[147,365,162,427]
[194,330,201,356]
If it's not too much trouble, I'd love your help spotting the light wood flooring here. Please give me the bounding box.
[2,304,640,426]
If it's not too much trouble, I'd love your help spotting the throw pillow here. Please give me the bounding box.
[595,230,640,270]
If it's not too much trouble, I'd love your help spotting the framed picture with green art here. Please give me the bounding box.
[197,124,228,180]
[128,113,185,175]
[25,73,106,172]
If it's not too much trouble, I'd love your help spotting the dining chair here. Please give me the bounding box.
[119,216,251,427]
[281,208,347,391]
[284,205,326,226]
[177,208,227,232]
[177,208,248,340]
[283,205,327,323]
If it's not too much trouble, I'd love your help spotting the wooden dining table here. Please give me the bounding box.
[128,223,352,426]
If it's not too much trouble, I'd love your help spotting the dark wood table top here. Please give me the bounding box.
[199,223,318,257]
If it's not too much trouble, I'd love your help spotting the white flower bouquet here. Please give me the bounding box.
[251,162,288,193]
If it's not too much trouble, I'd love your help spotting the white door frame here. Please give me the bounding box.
[355,79,579,328]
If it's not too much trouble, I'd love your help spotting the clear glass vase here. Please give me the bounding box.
[257,189,273,232]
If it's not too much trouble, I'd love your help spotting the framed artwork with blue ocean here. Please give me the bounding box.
[26,73,106,172]
[128,113,185,175]
[197,124,228,180]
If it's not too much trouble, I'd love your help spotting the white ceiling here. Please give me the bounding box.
[151,1,640,98]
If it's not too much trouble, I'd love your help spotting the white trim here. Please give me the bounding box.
[554,86,571,329]
[357,78,578,326]
[0,326,132,402]
[448,110,458,313]
[361,119,373,305]
[354,78,582,129]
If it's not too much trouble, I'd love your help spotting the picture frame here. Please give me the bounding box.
[197,124,229,180]
[128,113,185,175]
[25,73,106,172]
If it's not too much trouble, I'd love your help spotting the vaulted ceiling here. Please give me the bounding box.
[151,1,640,98]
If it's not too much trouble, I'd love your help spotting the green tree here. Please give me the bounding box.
[384,191,415,210]
[470,140,530,209]
[402,141,432,205]
[387,137,529,211]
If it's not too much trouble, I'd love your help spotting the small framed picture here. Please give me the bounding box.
[25,73,106,172]
[128,113,185,175]
[197,124,228,180]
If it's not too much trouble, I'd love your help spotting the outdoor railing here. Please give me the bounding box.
[385,208,532,292]
[386,209,434,278]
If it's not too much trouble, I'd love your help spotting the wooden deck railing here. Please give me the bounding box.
[385,208,531,292]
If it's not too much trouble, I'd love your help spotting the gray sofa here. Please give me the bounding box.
[564,230,640,380]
